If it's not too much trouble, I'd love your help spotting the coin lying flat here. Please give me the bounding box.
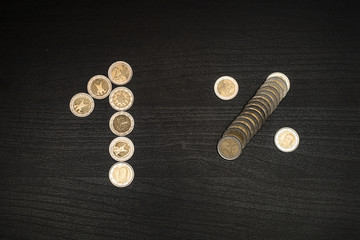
[214,76,239,100]
[217,136,242,160]
[109,137,135,161]
[109,87,134,111]
[108,61,133,85]
[87,75,112,99]
[69,93,94,117]
[274,127,299,152]
[109,162,134,188]
[109,111,135,136]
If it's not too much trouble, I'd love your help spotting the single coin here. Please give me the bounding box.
[274,127,300,152]
[109,87,134,111]
[87,75,112,99]
[217,136,242,160]
[266,72,290,92]
[108,61,133,85]
[69,93,94,117]
[223,128,247,148]
[109,111,135,136]
[109,137,135,161]
[109,162,134,188]
[214,76,239,100]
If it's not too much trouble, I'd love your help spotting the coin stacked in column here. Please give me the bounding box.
[107,61,135,188]
[217,72,290,160]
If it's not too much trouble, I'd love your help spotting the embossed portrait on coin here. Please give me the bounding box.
[113,141,130,158]
[91,78,109,96]
[278,131,295,149]
[221,138,240,158]
[114,90,131,108]
[113,166,129,184]
[73,98,91,113]
[113,115,131,133]
[111,64,129,82]
[217,79,235,97]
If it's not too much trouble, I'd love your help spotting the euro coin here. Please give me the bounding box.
[214,76,239,100]
[109,87,134,111]
[109,137,135,161]
[274,127,299,152]
[217,136,242,160]
[87,75,112,99]
[109,162,134,188]
[69,93,94,117]
[109,111,135,136]
[108,61,133,85]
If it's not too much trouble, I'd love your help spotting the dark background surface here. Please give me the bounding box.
[0,1,359,239]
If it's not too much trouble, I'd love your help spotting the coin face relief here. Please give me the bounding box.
[274,127,300,152]
[69,93,95,117]
[109,162,134,188]
[109,137,135,161]
[108,61,133,85]
[217,136,242,160]
[87,75,112,99]
[214,76,239,100]
[109,87,134,111]
[109,111,135,136]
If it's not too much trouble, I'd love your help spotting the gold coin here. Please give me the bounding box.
[87,75,112,99]
[217,136,242,160]
[266,72,290,92]
[109,87,134,111]
[108,61,133,85]
[274,127,299,152]
[109,162,134,188]
[109,111,135,136]
[214,76,239,100]
[109,137,135,161]
[69,93,94,117]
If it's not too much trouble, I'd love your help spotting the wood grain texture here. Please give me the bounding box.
[0,1,359,239]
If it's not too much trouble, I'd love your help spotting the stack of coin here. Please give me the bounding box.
[217,72,290,160]
[108,61,135,188]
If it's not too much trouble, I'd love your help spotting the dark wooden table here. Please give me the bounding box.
[1,1,359,239]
